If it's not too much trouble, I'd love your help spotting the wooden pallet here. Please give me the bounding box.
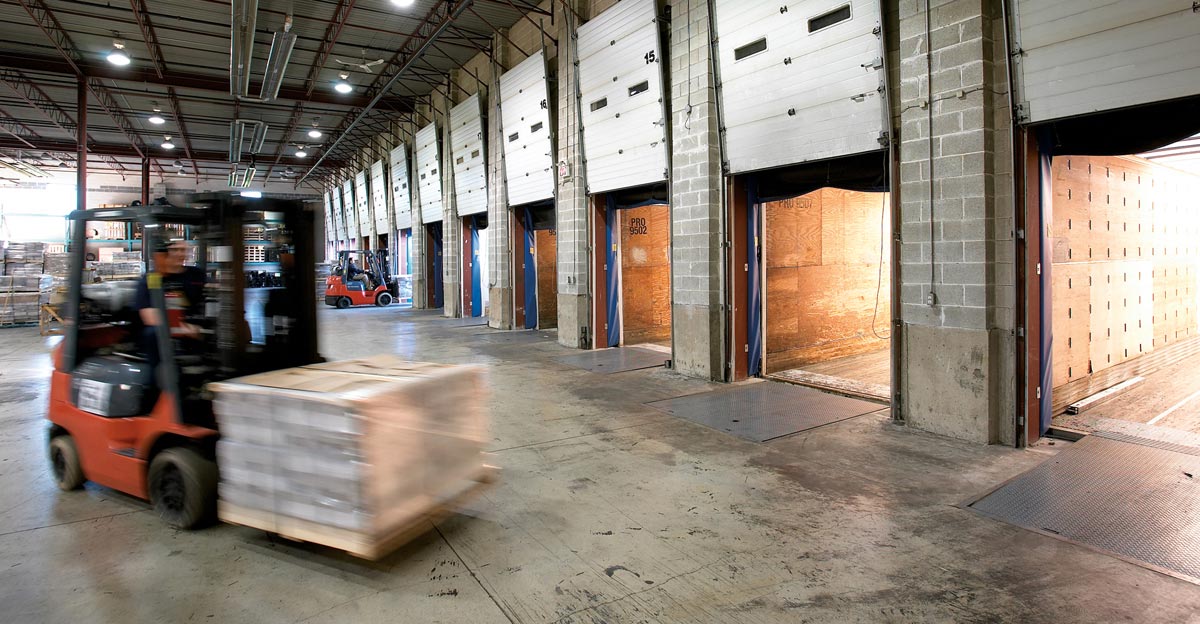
[219,464,498,560]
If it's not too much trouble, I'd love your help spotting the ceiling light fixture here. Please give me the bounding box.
[148,107,165,125]
[295,149,308,158]
[334,73,353,94]
[391,0,416,7]
[107,38,131,66]
[161,135,175,150]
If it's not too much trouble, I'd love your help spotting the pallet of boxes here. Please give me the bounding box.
[1,242,53,328]
[211,355,496,559]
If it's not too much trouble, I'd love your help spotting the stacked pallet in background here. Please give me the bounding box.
[315,263,331,297]
[0,274,53,325]
[95,251,143,279]
[213,355,494,559]
[4,242,45,277]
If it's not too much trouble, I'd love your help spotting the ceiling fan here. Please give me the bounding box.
[335,51,384,73]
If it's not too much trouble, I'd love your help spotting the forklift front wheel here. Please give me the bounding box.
[336,297,351,309]
[49,435,85,491]
[148,447,217,530]
[375,292,393,307]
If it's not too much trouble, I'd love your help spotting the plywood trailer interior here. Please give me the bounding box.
[763,188,891,385]
[535,229,558,329]
[619,203,671,346]
[1049,154,1200,417]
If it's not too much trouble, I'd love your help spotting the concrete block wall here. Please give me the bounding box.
[410,101,433,309]
[893,0,1016,444]
[439,79,464,318]
[554,0,595,349]
[487,32,515,329]
[668,0,724,380]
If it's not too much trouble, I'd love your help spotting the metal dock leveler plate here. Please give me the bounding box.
[713,0,888,173]
[646,381,882,443]
[499,50,556,206]
[355,169,371,235]
[417,122,443,224]
[371,159,389,233]
[451,93,488,217]
[576,0,669,194]
[556,346,669,374]
[969,432,1200,584]
[389,143,412,230]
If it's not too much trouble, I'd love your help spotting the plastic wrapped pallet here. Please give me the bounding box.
[212,355,492,558]
[43,253,71,276]
[5,262,44,277]
[4,241,45,264]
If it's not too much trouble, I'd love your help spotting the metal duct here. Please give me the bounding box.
[258,15,295,102]
[228,119,267,163]
[230,0,258,97]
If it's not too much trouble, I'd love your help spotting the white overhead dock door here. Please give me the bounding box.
[355,169,372,236]
[416,123,443,224]
[577,0,669,194]
[1011,1,1200,124]
[499,50,555,206]
[330,186,346,241]
[389,144,412,230]
[342,179,359,240]
[713,0,887,173]
[323,191,334,242]
[370,160,389,234]
[450,93,488,217]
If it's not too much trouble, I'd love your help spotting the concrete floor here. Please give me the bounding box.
[2,307,1200,623]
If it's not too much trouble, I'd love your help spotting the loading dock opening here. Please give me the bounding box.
[1020,97,1200,443]
[591,184,671,349]
[727,151,893,403]
[462,215,489,318]
[513,202,557,330]
[425,222,444,309]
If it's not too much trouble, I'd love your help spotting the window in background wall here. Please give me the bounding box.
[0,184,77,242]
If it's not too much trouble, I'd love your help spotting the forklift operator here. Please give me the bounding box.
[345,255,375,289]
[135,239,206,365]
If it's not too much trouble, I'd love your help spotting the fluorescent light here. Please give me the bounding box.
[295,150,308,158]
[107,40,131,66]
[240,190,263,198]
[308,129,322,139]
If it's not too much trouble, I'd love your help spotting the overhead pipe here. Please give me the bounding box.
[228,118,268,163]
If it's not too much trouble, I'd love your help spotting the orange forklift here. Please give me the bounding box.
[46,195,320,528]
[324,249,398,308]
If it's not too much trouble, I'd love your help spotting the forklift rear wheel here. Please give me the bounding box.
[148,447,217,530]
[336,297,351,309]
[375,292,393,307]
[49,435,84,491]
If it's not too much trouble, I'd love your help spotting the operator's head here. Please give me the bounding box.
[154,239,188,274]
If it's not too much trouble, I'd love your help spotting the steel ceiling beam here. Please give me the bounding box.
[129,0,167,79]
[0,53,416,111]
[166,88,200,183]
[262,102,305,182]
[300,0,476,184]
[0,134,342,167]
[304,0,357,97]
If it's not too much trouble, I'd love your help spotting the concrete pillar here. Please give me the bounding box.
[488,31,515,330]
[554,0,593,349]
[441,76,464,318]
[668,0,725,380]
[894,0,1016,444]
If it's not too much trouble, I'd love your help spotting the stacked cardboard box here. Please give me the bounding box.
[4,242,45,278]
[212,355,491,558]
[96,251,143,279]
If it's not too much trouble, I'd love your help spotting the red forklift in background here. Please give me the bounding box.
[46,195,320,528]
[324,249,399,308]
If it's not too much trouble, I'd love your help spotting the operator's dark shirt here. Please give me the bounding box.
[134,265,206,320]
[345,261,362,278]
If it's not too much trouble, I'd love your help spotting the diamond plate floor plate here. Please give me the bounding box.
[969,434,1200,584]
[556,347,668,374]
[645,381,882,442]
